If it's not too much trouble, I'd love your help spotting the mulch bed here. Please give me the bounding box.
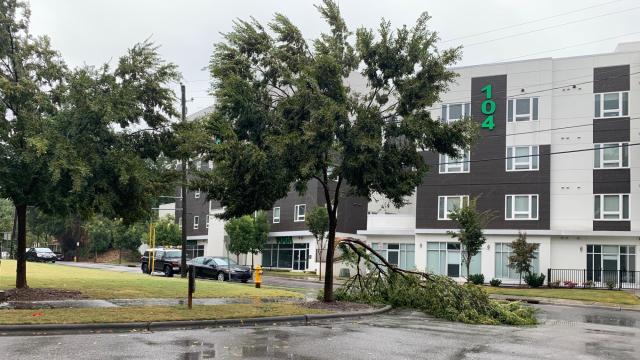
[0,288,87,302]
[302,300,378,312]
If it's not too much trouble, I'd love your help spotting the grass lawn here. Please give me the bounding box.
[484,286,640,305]
[0,303,328,325]
[0,260,301,299]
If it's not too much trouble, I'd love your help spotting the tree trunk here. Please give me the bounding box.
[251,253,254,269]
[323,218,337,302]
[318,242,323,281]
[466,259,471,283]
[119,248,122,264]
[15,204,27,289]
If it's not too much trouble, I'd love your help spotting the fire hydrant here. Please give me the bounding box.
[254,265,263,288]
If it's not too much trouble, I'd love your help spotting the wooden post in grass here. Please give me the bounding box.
[188,265,195,309]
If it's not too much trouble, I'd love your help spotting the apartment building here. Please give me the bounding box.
[361,41,640,284]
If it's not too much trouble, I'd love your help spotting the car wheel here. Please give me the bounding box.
[164,265,173,277]
[217,273,225,281]
[141,263,148,274]
[241,279,248,283]
[51,260,55,263]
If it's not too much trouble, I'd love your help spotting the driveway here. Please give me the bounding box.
[1,304,639,359]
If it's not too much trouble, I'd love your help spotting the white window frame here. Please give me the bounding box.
[441,102,471,123]
[595,91,629,118]
[594,143,629,169]
[196,160,202,170]
[594,194,630,220]
[505,194,539,220]
[439,149,470,174]
[194,189,201,199]
[273,207,281,224]
[438,195,469,220]
[193,215,199,230]
[507,97,539,122]
[205,215,210,229]
[294,204,306,222]
[506,145,539,171]
[208,160,213,169]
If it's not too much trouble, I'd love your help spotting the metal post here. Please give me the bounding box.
[547,268,551,287]
[188,265,195,309]
[180,83,188,278]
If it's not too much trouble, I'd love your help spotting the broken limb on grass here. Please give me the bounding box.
[334,237,537,325]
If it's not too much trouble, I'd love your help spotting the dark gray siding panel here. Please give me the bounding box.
[593,169,630,193]
[416,74,551,230]
[268,181,320,232]
[175,189,210,237]
[593,221,630,231]
[593,65,630,93]
[336,193,368,234]
[593,118,630,143]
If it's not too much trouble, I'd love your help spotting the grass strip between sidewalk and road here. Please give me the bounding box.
[483,286,640,305]
[0,303,329,325]
[0,260,301,300]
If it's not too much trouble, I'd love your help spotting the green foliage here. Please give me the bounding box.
[447,198,494,281]
[523,273,546,288]
[606,280,616,290]
[468,274,485,285]
[0,199,13,234]
[154,215,181,247]
[84,216,114,254]
[508,232,539,284]
[306,207,328,245]
[224,212,270,259]
[490,278,502,287]
[335,272,536,325]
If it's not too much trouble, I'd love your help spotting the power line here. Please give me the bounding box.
[464,5,640,48]
[486,116,640,139]
[441,0,625,43]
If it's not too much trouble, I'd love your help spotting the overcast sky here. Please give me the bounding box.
[27,0,640,114]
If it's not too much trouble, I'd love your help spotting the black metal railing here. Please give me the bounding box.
[547,268,640,290]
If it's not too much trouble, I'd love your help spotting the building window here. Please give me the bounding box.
[506,146,539,171]
[507,97,538,122]
[439,150,470,173]
[594,143,628,169]
[441,103,471,123]
[594,194,629,220]
[273,207,281,223]
[196,160,202,170]
[495,243,539,279]
[262,242,309,269]
[587,245,636,283]
[505,195,538,220]
[371,243,415,270]
[595,91,629,118]
[194,189,201,199]
[426,242,481,277]
[205,215,210,229]
[178,217,182,229]
[438,195,469,220]
[294,204,306,222]
[193,216,199,230]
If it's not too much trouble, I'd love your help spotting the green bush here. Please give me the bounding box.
[524,273,545,288]
[334,272,536,325]
[468,274,484,285]
[606,280,616,290]
[548,281,560,288]
[489,278,502,287]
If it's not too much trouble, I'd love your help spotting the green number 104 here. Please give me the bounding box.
[480,84,495,130]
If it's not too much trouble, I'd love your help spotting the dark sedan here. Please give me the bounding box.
[188,256,252,283]
[25,248,57,263]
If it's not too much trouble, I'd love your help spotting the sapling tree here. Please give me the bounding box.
[306,207,329,280]
[508,232,539,285]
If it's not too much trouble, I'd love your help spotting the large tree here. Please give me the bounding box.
[0,0,179,288]
[197,0,475,301]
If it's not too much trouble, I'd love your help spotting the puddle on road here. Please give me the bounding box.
[583,315,637,328]
[182,350,216,360]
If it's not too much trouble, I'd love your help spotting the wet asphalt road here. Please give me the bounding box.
[2,305,640,360]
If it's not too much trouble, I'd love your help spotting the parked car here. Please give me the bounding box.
[187,256,252,283]
[140,248,182,277]
[25,247,56,263]
[54,252,64,261]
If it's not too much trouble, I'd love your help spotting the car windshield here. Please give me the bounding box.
[36,248,53,253]
[164,250,181,259]
[212,257,237,266]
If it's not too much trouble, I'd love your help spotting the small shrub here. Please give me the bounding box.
[583,280,594,289]
[564,281,577,289]
[606,280,616,290]
[524,273,545,288]
[548,281,560,288]
[489,278,502,287]
[468,274,484,285]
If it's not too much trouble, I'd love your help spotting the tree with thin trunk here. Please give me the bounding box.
[508,232,539,285]
[306,207,328,280]
[196,0,476,301]
[224,215,255,264]
[0,0,179,288]
[447,198,494,282]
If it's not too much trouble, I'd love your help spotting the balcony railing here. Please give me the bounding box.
[547,268,640,290]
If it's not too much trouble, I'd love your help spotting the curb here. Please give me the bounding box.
[491,295,640,312]
[0,305,392,336]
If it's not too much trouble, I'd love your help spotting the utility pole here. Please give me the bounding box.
[180,83,188,278]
